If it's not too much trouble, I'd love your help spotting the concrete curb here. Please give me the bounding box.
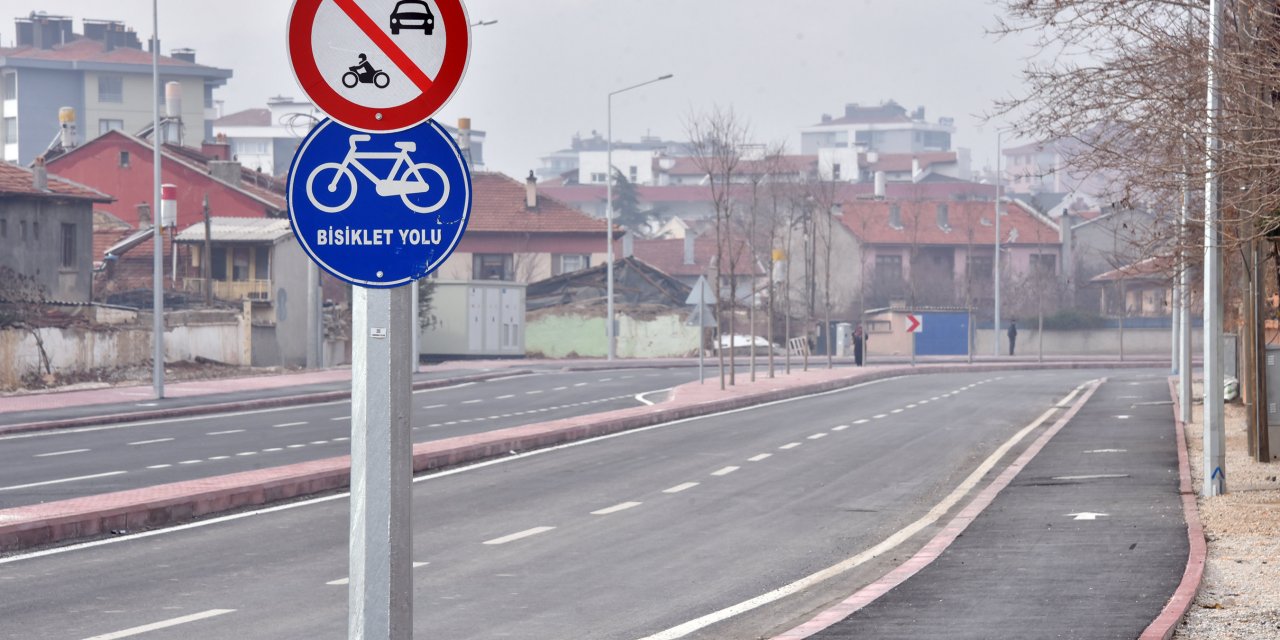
[1137,380,1207,639]
[0,370,535,437]
[0,361,1163,553]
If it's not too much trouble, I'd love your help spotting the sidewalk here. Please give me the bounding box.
[1174,384,1280,639]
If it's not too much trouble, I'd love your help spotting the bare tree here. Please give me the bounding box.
[686,106,750,389]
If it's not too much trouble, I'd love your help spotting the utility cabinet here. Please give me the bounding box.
[420,280,526,359]
[1263,346,1280,460]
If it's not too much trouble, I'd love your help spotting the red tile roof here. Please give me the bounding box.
[0,37,212,68]
[214,108,272,128]
[469,172,613,235]
[837,199,1058,247]
[0,163,113,202]
[631,234,764,278]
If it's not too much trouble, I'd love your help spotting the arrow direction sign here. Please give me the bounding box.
[1067,512,1109,521]
[905,314,923,334]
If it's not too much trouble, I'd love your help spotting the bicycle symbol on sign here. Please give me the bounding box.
[305,134,450,214]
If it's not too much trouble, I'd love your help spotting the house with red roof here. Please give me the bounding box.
[628,232,765,303]
[0,12,232,164]
[0,160,112,302]
[434,172,618,284]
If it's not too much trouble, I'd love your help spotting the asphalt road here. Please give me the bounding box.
[0,368,702,508]
[0,368,1180,640]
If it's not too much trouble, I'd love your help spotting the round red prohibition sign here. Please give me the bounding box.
[288,0,470,132]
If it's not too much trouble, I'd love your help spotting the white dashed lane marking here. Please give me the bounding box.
[208,429,245,435]
[0,471,126,492]
[712,466,740,476]
[423,404,446,410]
[273,422,307,428]
[780,443,802,450]
[127,438,174,446]
[591,501,642,515]
[808,433,828,440]
[664,482,699,494]
[34,449,90,458]
[748,454,772,462]
[484,527,555,546]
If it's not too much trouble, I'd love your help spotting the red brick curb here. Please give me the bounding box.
[0,361,1163,553]
[0,370,534,437]
[1137,380,1207,639]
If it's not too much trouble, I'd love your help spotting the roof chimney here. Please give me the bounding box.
[912,157,922,182]
[683,232,696,265]
[457,117,472,166]
[525,170,537,209]
[874,171,886,199]
[32,156,48,191]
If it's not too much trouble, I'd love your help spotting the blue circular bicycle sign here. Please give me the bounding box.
[287,117,471,288]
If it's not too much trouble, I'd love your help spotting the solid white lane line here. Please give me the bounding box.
[146,464,171,469]
[853,419,870,425]
[780,443,802,450]
[273,422,307,428]
[712,466,739,476]
[423,404,446,409]
[808,433,828,440]
[591,501,642,515]
[34,448,90,458]
[207,429,245,435]
[496,395,515,400]
[327,562,428,585]
[80,609,236,640]
[127,438,174,446]
[1052,474,1130,480]
[0,471,127,492]
[484,527,555,545]
[832,425,849,432]
[664,482,699,494]
[748,454,772,462]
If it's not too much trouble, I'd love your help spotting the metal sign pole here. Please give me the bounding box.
[308,261,320,368]
[350,286,413,640]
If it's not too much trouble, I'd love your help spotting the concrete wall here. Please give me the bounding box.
[526,311,700,358]
[974,327,1201,357]
[269,240,310,368]
[0,195,94,302]
[0,317,245,388]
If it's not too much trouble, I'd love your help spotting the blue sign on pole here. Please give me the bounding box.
[287,117,471,288]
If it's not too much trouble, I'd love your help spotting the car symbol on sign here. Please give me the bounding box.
[390,0,435,35]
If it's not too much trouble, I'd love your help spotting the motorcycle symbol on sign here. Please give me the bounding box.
[306,134,451,214]
[341,53,390,89]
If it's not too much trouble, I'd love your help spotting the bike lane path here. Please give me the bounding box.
[781,373,1188,639]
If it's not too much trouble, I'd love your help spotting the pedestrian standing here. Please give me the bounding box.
[1007,320,1018,356]
[853,323,866,366]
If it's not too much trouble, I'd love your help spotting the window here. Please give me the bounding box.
[472,253,513,280]
[32,221,38,239]
[967,255,993,281]
[211,246,228,280]
[831,163,841,181]
[61,223,76,268]
[1030,254,1056,276]
[97,75,124,103]
[3,117,16,144]
[99,119,124,135]
[936,203,950,230]
[1,72,14,100]
[553,253,589,276]
[254,246,270,279]
[232,247,250,281]
[590,172,607,184]
[628,166,638,183]
[875,254,903,282]
[119,151,130,167]
[888,204,902,229]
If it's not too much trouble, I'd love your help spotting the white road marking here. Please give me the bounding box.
[273,422,307,428]
[34,448,90,458]
[890,409,904,414]
[918,400,929,405]
[127,438,174,446]
[591,501,642,515]
[331,416,350,421]
[334,437,350,442]
[235,452,257,457]
[1084,449,1127,454]
[462,399,482,405]
[808,433,828,440]
[748,454,772,462]
[711,466,740,476]
[0,471,127,493]
[81,609,236,640]
[930,396,940,401]
[1067,512,1109,520]
[906,404,917,409]
[636,380,1097,640]
[286,444,306,449]
[1053,474,1130,481]
[483,527,555,545]
[574,382,589,387]
[263,448,283,453]
[1116,415,1131,420]
[208,456,230,460]
[664,482,699,493]
[832,425,849,432]
[310,440,329,445]
[496,395,514,400]
[873,414,888,419]
[553,386,568,391]
[780,443,802,450]
[146,464,171,469]
[207,429,245,435]
[423,404,446,409]
[327,562,428,585]
[526,390,543,395]
[599,378,613,382]
[853,419,870,425]
[179,460,202,465]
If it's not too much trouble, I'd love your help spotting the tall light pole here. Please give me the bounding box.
[606,73,672,360]
[1203,0,1226,496]
[151,0,164,399]
[994,131,1004,357]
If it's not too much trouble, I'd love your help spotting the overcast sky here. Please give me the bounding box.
[11,0,1037,176]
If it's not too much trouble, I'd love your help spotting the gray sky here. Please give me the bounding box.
[10,0,1035,175]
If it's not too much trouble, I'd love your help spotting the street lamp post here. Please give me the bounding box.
[606,73,672,360]
[994,131,1003,357]
[151,0,164,399]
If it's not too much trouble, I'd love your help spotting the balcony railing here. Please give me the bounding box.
[182,277,272,301]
